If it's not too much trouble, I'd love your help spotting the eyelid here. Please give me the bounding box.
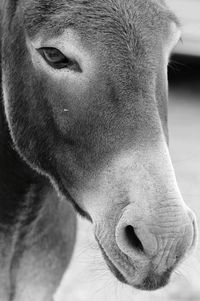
[37,47,64,53]
[37,47,66,60]
[36,47,82,72]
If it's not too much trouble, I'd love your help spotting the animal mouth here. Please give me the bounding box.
[96,237,128,284]
[134,269,172,291]
[96,236,172,291]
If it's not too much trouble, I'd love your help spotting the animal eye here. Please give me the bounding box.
[37,47,82,72]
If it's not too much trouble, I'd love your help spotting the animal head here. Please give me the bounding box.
[2,0,197,290]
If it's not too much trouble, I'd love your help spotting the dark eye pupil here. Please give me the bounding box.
[38,47,81,72]
[42,48,66,64]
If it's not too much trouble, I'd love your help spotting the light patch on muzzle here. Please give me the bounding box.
[73,139,197,289]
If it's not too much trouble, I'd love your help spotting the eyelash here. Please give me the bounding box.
[37,47,82,72]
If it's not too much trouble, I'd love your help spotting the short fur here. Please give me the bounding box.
[0,0,195,300]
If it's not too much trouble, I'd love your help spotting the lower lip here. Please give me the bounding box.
[96,236,128,284]
[96,236,172,291]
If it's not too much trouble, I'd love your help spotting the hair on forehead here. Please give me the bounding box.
[23,0,179,39]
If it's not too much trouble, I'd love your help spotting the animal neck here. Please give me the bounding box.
[0,41,38,224]
[0,93,38,220]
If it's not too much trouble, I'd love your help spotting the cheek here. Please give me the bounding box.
[41,80,81,136]
[42,72,100,134]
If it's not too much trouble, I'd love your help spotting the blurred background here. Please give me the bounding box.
[56,1,200,300]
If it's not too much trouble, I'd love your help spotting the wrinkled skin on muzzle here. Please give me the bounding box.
[2,0,197,291]
[75,147,196,290]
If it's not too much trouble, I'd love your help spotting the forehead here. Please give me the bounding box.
[23,0,179,42]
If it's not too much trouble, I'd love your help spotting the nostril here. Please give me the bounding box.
[125,225,144,253]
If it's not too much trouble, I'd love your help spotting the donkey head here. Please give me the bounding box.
[2,0,197,290]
